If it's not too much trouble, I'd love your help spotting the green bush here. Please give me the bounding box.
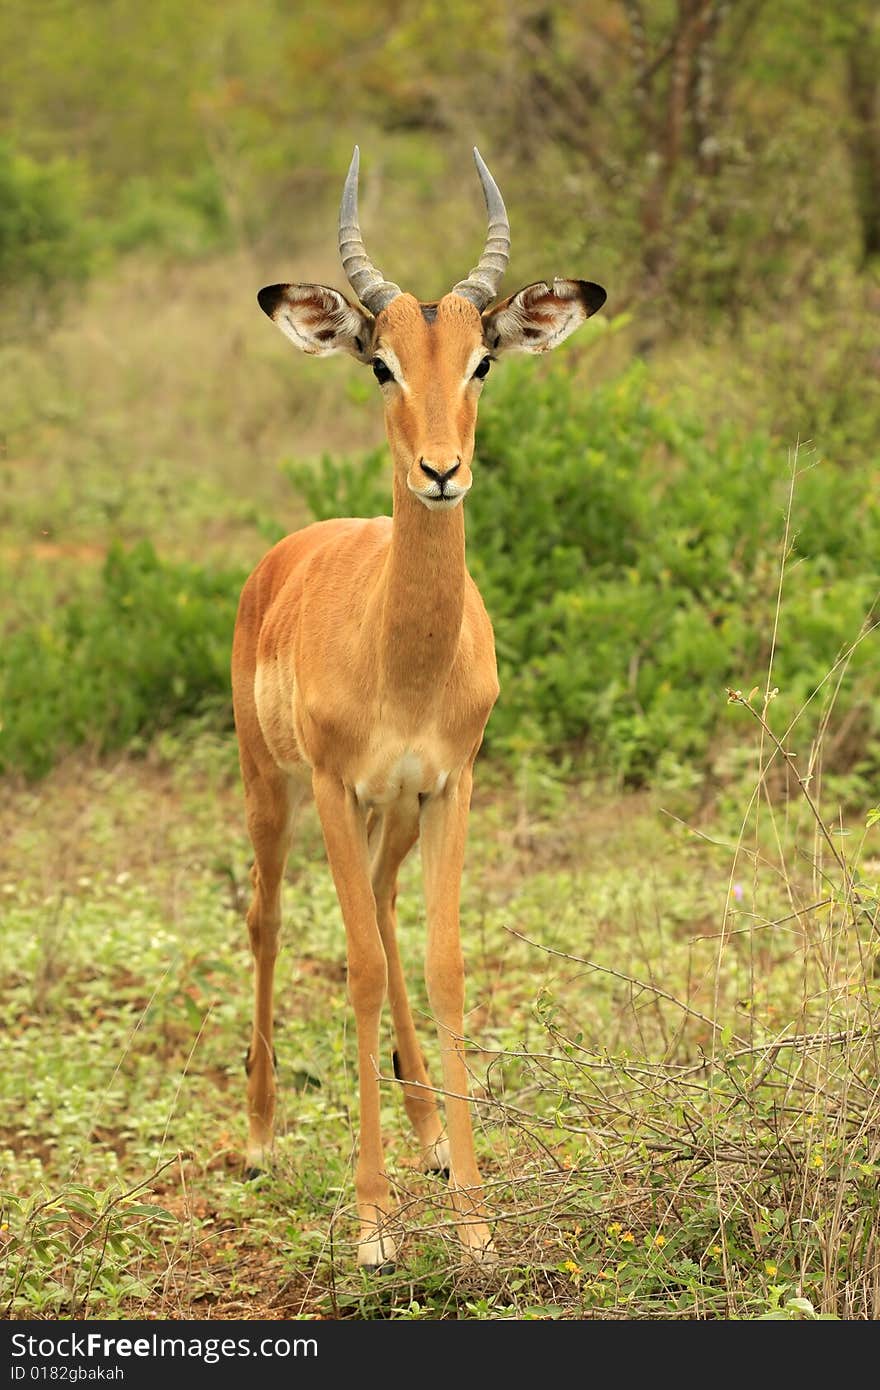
[285,358,880,783]
[0,542,242,779]
[3,359,877,788]
[0,141,92,303]
[282,447,390,524]
[106,169,231,257]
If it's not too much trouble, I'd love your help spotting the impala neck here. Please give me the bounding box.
[379,471,467,702]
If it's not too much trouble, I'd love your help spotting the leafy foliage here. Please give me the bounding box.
[107,168,231,257]
[286,355,880,783]
[0,542,242,779]
[0,141,91,301]
[3,349,877,789]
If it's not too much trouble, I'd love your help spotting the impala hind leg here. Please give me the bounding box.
[241,756,303,1173]
[420,763,493,1261]
[313,771,396,1269]
[369,808,449,1176]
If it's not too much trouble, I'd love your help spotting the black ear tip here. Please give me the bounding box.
[582,281,607,316]
[257,284,285,318]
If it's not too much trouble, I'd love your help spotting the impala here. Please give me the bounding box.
[232,147,605,1268]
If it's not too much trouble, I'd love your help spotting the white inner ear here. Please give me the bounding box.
[271,287,367,357]
[275,303,320,352]
[489,282,588,355]
[531,298,584,351]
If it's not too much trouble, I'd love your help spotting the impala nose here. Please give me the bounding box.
[419,459,461,492]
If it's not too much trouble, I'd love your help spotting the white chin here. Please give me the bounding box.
[412,490,467,511]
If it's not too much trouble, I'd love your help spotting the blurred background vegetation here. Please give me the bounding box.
[1,0,878,795]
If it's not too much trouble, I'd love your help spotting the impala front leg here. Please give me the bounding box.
[420,762,493,1260]
[312,770,396,1270]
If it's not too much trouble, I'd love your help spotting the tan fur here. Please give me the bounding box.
[233,291,499,1268]
[235,256,604,1267]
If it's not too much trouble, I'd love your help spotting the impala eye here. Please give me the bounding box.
[372,358,394,385]
[473,356,491,380]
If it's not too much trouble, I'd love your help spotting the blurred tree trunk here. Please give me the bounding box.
[501,1,765,297]
[638,2,704,268]
[843,16,880,265]
[635,0,732,284]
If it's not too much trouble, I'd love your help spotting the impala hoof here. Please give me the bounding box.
[358,1232,397,1271]
[423,1137,450,1179]
[463,1234,497,1266]
[244,1140,272,1178]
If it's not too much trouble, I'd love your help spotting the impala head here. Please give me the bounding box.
[258,147,606,510]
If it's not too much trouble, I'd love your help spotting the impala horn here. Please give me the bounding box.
[450,148,510,310]
[338,146,403,315]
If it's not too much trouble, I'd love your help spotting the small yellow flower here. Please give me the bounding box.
[710,1245,722,1257]
[812,1153,824,1169]
[653,1233,666,1248]
[562,1259,581,1276]
[764,1262,778,1277]
[620,1231,635,1244]
[606,1221,622,1236]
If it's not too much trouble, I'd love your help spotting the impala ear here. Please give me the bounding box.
[482,277,606,355]
[257,283,374,361]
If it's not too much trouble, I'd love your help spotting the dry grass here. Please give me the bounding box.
[0,248,387,572]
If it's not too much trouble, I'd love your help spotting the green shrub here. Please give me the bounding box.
[107,169,231,257]
[282,447,389,524]
[0,141,92,305]
[0,542,242,779]
[285,358,880,783]
[4,358,877,788]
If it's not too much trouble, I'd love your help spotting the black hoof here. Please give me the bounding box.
[244,1165,264,1182]
[363,1261,396,1276]
[426,1165,450,1181]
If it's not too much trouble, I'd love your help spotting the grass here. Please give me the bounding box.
[1,699,877,1317]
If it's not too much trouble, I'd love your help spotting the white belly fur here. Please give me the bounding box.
[355,749,450,809]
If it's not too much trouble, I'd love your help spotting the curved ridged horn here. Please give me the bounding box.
[338,146,402,315]
[450,148,510,310]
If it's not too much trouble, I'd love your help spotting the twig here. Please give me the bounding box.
[504,927,747,1045]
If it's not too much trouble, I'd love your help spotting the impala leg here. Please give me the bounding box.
[369,809,448,1174]
[313,771,395,1269]
[242,760,302,1172]
[420,763,493,1260]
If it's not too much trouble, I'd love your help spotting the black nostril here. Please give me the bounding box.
[420,459,461,483]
